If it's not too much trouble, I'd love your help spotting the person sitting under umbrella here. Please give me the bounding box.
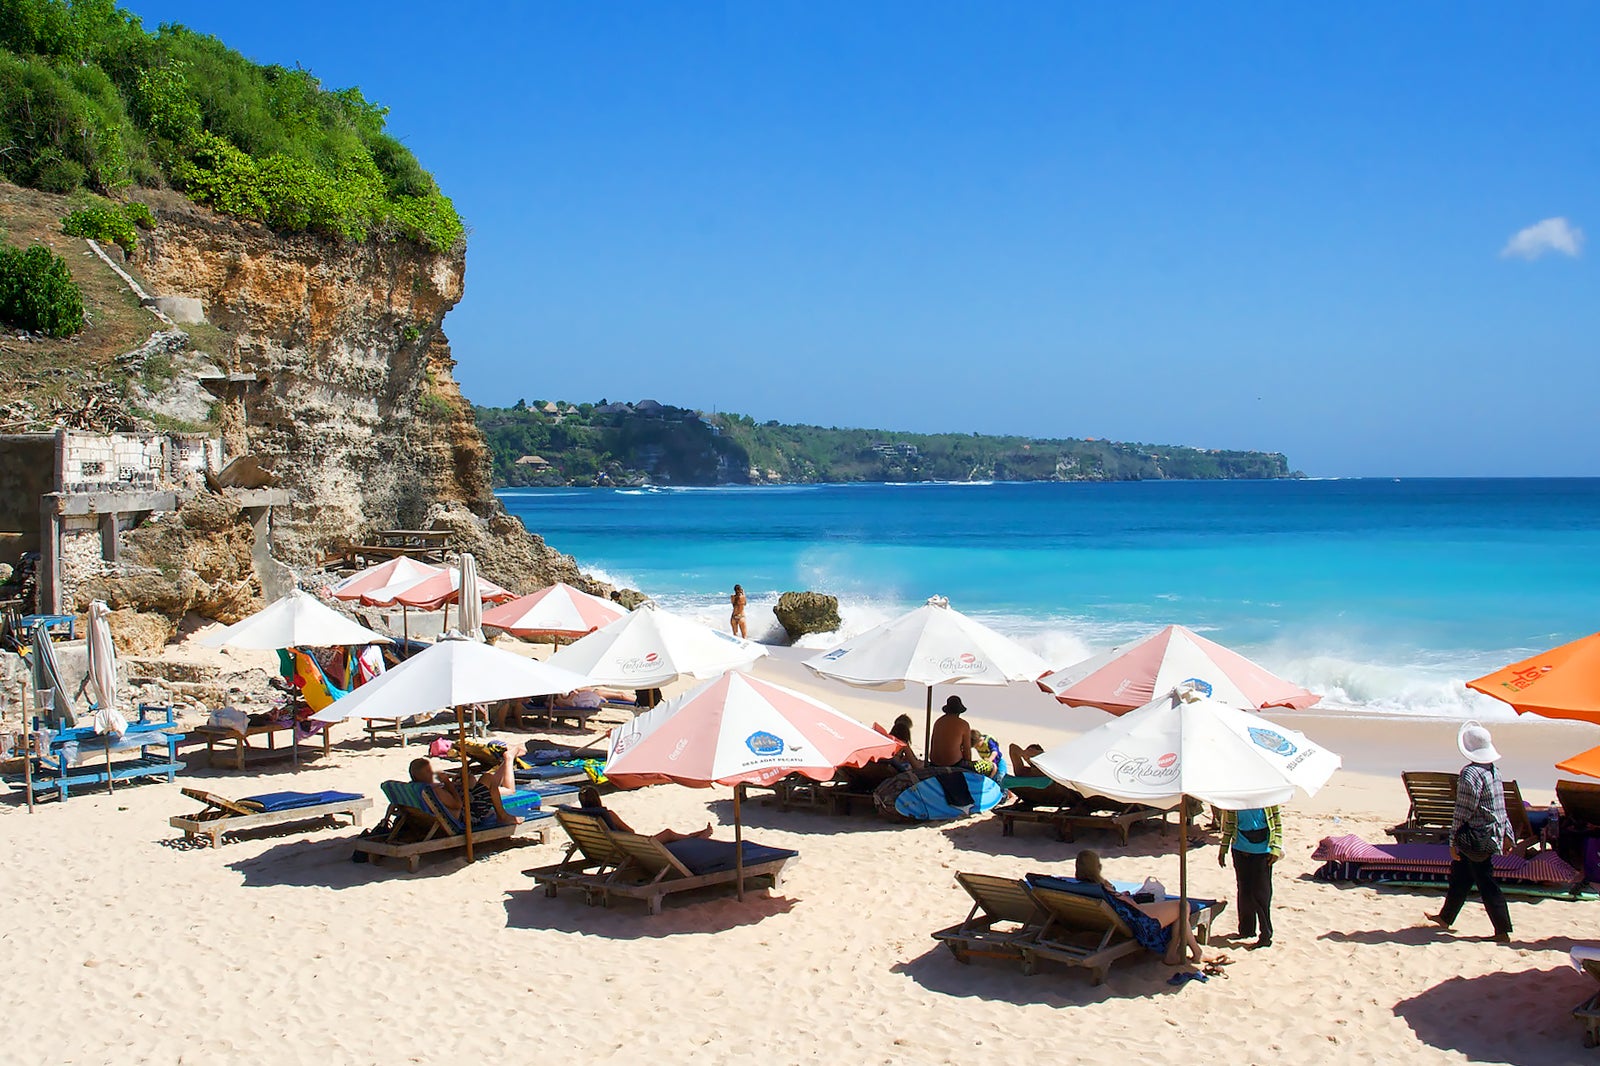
[410,754,522,827]
[576,786,713,843]
[1075,850,1204,966]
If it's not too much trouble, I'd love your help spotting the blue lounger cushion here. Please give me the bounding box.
[515,765,586,781]
[662,838,799,876]
[241,790,363,812]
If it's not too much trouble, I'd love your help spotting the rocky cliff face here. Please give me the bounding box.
[131,194,595,595]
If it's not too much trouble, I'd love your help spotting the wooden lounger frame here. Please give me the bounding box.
[353,782,545,871]
[169,787,373,848]
[1388,771,1540,853]
[931,873,1050,972]
[1575,956,1600,1049]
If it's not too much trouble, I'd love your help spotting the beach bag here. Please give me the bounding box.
[1454,822,1501,861]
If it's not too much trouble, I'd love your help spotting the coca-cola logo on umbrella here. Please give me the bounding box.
[619,652,661,673]
[937,652,984,674]
[1108,751,1181,787]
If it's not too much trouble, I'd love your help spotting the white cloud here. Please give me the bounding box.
[1500,217,1584,260]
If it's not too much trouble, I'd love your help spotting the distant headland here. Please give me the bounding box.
[476,399,1299,487]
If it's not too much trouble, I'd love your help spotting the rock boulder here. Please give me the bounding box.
[773,591,841,642]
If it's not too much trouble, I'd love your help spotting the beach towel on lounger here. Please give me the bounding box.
[1027,874,1173,954]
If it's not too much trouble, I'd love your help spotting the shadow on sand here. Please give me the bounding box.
[503,882,795,939]
[224,833,539,888]
[890,941,1196,1007]
[1393,965,1592,1064]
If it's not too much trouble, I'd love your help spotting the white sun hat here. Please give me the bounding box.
[1458,721,1502,764]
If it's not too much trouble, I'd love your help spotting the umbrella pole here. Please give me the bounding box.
[402,606,409,658]
[20,675,35,814]
[105,736,113,794]
[734,783,745,902]
[457,705,474,863]
[1178,793,1191,965]
[923,687,933,761]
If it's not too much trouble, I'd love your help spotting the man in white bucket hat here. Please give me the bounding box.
[1425,722,1513,943]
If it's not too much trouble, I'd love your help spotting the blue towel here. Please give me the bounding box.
[1028,874,1217,955]
[241,791,363,812]
[515,764,585,781]
[663,838,798,876]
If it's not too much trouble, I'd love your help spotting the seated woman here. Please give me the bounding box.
[410,752,522,828]
[1074,850,1203,965]
[842,714,922,790]
[576,786,712,843]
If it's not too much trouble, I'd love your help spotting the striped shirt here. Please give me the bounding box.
[1455,762,1509,842]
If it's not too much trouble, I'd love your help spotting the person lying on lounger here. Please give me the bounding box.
[1010,743,1045,776]
[1075,850,1204,966]
[410,755,522,826]
[576,786,713,843]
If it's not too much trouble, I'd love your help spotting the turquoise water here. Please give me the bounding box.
[498,479,1600,717]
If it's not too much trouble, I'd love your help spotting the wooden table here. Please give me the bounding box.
[192,720,332,770]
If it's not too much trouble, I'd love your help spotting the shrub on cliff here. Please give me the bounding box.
[0,242,84,336]
[60,198,150,254]
[0,0,464,252]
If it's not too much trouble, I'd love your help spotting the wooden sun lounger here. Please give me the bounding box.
[525,809,632,903]
[1574,951,1600,1049]
[190,721,332,770]
[169,787,372,847]
[353,781,547,871]
[931,873,1050,972]
[527,809,799,914]
[362,708,488,746]
[1024,882,1223,986]
[1388,771,1540,853]
[1558,780,1600,832]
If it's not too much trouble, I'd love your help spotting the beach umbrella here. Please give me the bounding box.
[457,553,484,642]
[803,596,1051,756]
[605,670,899,897]
[200,589,391,650]
[85,600,122,793]
[1039,624,1319,715]
[388,566,515,633]
[1033,684,1341,942]
[548,602,767,689]
[1466,632,1600,726]
[329,557,444,602]
[482,582,628,641]
[312,633,590,860]
[1557,745,1600,780]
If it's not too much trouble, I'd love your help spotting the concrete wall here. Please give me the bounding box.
[0,434,56,564]
[59,431,167,493]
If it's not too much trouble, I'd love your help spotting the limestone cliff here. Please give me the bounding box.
[131,193,594,595]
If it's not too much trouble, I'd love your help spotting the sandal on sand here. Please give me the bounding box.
[1167,971,1209,987]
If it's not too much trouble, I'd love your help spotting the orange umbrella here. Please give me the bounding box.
[1556,745,1600,781]
[1465,631,1600,726]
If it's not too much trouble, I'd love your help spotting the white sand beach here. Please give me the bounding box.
[2,638,1597,1066]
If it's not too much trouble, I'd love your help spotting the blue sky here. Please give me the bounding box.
[124,2,1598,476]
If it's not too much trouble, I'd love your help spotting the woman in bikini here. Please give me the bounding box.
[729,584,748,638]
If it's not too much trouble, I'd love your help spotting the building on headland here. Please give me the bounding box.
[870,441,920,460]
[0,429,289,614]
[514,455,551,470]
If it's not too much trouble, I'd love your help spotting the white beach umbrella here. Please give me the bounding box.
[1033,684,1341,930]
[803,596,1051,754]
[458,553,484,642]
[311,633,591,861]
[548,602,767,689]
[200,589,390,650]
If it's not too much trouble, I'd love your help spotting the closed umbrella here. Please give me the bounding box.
[482,582,628,641]
[312,633,590,860]
[457,553,484,642]
[549,602,766,689]
[1034,684,1341,944]
[606,670,899,897]
[85,600,125,792]
[803,596,1051,756]
[1039,624,1319,715]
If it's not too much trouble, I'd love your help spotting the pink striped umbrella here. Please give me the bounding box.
[1039,624,1318,715]
[328,557,443,602]
[481,582,628,639]
[388,568,516,612]
[606,670,899,897]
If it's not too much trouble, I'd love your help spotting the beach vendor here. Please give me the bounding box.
[1425,723,1514,944]
[730,584,748,638]
[1218,805,1282,949]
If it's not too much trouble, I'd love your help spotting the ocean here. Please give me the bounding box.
[497,479,1600,719]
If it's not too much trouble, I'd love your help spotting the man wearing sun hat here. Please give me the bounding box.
[1425,722,1514,944]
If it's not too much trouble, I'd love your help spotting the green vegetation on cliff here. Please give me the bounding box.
[476,400,1296,487]
[0,0,462,250]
